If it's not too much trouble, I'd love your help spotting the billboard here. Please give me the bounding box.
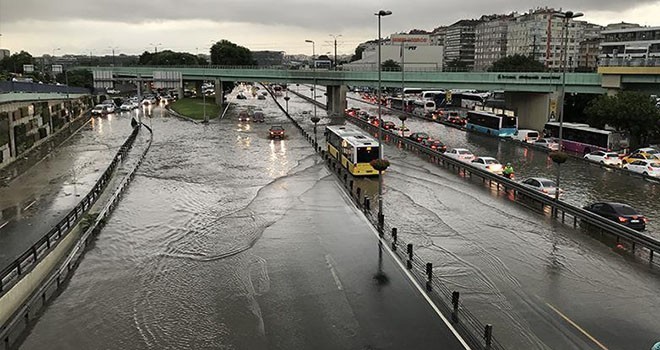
[390,34,430,45]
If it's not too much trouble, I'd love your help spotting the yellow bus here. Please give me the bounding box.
[325,125,380,176]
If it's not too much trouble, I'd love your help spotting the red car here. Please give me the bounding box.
[269,125,285,139]
[382,121,396,130]
[421,139,447,152]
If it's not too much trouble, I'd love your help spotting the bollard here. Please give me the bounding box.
[364,197,370,211]
[406,243,413,269]
[484,324,493,350]
[451,291,460,323]
[356,187,362,201]
[349,180,354,191]
[426,262,433,291]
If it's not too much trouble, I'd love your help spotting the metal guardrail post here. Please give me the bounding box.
[391,227,398,250]
[406,244,413,269]
[452,291,460,323]
[425,262,433,291]
[484,324,493,349]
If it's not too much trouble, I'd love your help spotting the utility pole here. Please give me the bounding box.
[329,34,342,70]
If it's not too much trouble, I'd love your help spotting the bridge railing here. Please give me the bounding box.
[0,81,90,94]
[0,125,141,297]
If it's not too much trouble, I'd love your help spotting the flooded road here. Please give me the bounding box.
[19,88,660,350]
[0,111,136,267]
[306,87,660,235]
[285,87,660,349]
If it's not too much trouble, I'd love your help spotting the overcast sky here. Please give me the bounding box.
[1,0,659,57]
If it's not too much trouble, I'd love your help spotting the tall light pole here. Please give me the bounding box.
[375,9,392,223]
[329,34,342,70]
[149,43,162,54]
[108,46,119,66]
[305,39,317,126]
[553,10,583,202]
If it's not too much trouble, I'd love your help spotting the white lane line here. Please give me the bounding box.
[23,200,37,211]
[0,221,8,231]
[546,303,609,350]
[332,182,472,350]
[325,254,344,291]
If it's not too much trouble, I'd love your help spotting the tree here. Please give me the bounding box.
[60,69,93,90]
[210,40,255,66]
[138,50,203,66]
[0,51,34,73]
[488,54,545,72]
[350,46,365,62]
[585,91,660,149]
[445,59,469,71]
[381,59,401,71]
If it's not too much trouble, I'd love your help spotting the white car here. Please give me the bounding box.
[520,177,563,198]
[120,102,138,111]
[583,151,622,167]
[471,157,503,174]
[623,160,660,177]
[535,138,560,151]
[444,148,475,162]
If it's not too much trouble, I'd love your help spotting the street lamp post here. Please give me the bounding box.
[375,9,392,224]
[329,34,342,71]
[553,10,583,202]
[149,43,162,54]
[305,39,317,126]
[108,46,119,66]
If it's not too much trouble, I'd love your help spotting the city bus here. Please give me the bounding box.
[325,125,379,176]
[544,122,628,154]
[389,97,415,113]
[403,88,423,97]
[466,110,518,137]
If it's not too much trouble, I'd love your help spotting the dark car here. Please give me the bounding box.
[382,121,396,130]
[238,111,250,122]
[253,111,265,123]
[583,202,648,231]
[407,132,430,142]
[236,93,247,100]
[269,125,285,139]
[421,138,447,152]
[368,117,380,127]
[257,94,266,100]
[357,111,370,120]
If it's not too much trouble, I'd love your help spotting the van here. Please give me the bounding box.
[512,129,540,143]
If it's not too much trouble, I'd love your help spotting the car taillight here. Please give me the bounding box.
[643,217,650,223]
[604,156,609,159]
[649,166,654,171]
[618,216,628,223]
[541,189,548,193]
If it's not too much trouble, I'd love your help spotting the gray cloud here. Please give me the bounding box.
[3,0,659,32]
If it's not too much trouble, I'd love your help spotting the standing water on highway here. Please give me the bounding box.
[20,89,660,350]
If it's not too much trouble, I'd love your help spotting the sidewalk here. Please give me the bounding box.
[245,175,467,349]
[0,115,135,268]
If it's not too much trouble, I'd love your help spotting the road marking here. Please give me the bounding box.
[23,200,37,211]
[325,254,343,291]
[545,303,609,350]
[332,182,472,350]
[0,221,8,231]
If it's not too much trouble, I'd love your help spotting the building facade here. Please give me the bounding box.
[474,14,514,71]
[429,26,447,46]
[599,25,660,59]
[343,34,444,71]
[443,20,481,70]
[507,9,598,71]
[0,49,9,60]
[578,38,601,71]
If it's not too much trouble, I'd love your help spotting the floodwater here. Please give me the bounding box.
[20,88,660,350]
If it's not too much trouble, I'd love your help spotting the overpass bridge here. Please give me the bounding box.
[83,65,658,130]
